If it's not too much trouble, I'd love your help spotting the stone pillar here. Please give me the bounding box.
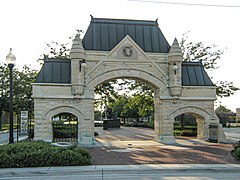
[34,99,52,142]
[155,94,176,144]
[78,98,95,146]
[196,118,204,140]
[154,91,161,140]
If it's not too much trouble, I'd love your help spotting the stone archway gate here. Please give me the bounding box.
[32,17,226,145]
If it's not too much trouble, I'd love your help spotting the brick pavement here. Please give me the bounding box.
[87,127,240,165]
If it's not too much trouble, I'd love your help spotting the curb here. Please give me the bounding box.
[1,164,240,174]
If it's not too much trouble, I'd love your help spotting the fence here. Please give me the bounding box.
[52,122,78,142]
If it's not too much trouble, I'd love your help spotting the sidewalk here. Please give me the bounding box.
[1,164,240,174]
[0,163,240,180]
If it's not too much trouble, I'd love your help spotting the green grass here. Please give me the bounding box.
[0,124,18,131]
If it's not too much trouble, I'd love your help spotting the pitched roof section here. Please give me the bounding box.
[182,61,214,86]
[82,17,170,53]
[35,58,71,84]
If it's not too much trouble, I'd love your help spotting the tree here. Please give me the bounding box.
[180,32,224,70]
[13,65,38,113]
[94,80,118,109]
[38,41,71,63]
[0,63,37,130]
[0,63,9,129]
[180,32,239,98]
[215,105,232,114]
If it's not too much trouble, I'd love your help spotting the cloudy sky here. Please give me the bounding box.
[0,0,240,111]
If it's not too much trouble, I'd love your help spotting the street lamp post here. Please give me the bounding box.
[6,48,16,144]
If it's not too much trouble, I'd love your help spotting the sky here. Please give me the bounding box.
[0,0,240,112]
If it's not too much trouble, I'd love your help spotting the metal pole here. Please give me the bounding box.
[8,64,14,144]
[29,111,31,139]
[17,114,19,142]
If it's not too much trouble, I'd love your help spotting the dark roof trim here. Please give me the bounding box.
[91,17,159,26]
[44,58,70,62]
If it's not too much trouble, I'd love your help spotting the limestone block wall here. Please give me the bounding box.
[33,97,95,144]
[156,93,218,142]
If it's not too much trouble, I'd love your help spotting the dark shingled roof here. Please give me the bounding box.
[35,59,214,87]
[35,58,71,84]
[82,17,170,53]
[182,61,214,86]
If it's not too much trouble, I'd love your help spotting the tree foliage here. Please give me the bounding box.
[216,81,239,98]
[109,94,153,120]
[38,41,71,63]
[180,32,239,97]
[180,32,224,70]
[215,105,232,115]
[0,63,37,129]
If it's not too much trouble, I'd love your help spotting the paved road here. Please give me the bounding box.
[1,164,240,180]
[0,131,27,144]
[223,127,240,142]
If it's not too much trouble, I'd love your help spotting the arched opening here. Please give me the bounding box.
[52,113,78,142]
[170,107,210,141]
[93,78,156,141]
[174,114,197,137]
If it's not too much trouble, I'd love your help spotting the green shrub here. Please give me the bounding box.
[174,129,197,137]
[180,129,197,136]
[231,141,240,160]
[94,131,99,136]
[173,129,181,136]
[174,126,197,130]
[0,141,91,168]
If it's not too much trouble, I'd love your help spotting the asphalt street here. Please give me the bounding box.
[0,131,27,144]
[223,127,240,142]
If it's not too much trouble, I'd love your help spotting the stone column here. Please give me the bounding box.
[34,99,52,142]
[154,92,161,140]
[155,95,176,144]
[196,118,204,140]
[78,97,95,146]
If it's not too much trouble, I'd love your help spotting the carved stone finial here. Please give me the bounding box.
[70,33,85,60]
[168,38,182,63]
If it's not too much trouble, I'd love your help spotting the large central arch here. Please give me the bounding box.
[84,66,168,142]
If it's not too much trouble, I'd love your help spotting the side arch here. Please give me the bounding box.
[169,106,212,140]
[42,106,84,142]
[43,106,84,122]
[169,106,212,121]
